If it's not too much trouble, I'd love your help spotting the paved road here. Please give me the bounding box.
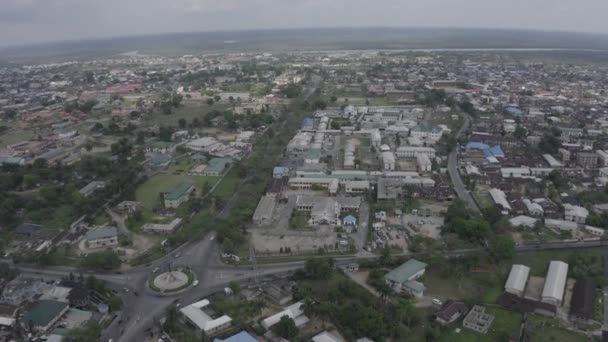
[447,114,480,213]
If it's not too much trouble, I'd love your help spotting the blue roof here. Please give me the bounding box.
[343,215,357,225]
[302,118,314,128]
[214,332,257,342]
[465,142,489,151]
[505,107,523,116]
[273,166,289,176]
[488,145,504,158]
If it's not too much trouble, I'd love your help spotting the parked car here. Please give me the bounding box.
[192,280,199,287]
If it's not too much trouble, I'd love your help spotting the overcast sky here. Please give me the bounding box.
[2,0,608,46]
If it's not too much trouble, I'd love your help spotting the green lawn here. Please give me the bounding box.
[135,172,219,210]
[335,96,400,106]
[440,307,522,342]
[211,167,240,200]
[142,102,228,128]
[526,314,589,342]
[423,268,503,303]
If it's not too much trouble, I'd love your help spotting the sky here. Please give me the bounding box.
[2,0,608,46]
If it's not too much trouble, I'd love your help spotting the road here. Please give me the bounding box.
[447,114,480,213]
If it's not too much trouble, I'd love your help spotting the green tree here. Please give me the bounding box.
[272,315,298,340]
[513,125,527,140]
[80,250,121,271]
[304,257,334,279]
[490,234,515,260]
[178,118,187,129]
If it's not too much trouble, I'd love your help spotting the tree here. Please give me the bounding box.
[228,281,241,295]
[330,95,338,103]
[272,315,298,340]
[513,125,527,140]
[304,257,334,279]
[64,321,102,342]
[80,250,121,270]
[206,98,215,106]
[538,132,561,155]
[178,118,187,129]
[397,298,418,327]
[490,234,515,260]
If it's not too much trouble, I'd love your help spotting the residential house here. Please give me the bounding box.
[434,300,469,325]
[384,259,428,297]
[85,226,118,249]
[163,181,195,209]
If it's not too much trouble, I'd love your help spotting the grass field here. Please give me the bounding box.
[211,167,240,199]
[439,307,523,342]
[142,102,228,127]
[525,314,589,342]
[135,172,219,209]
[423,268,503,303]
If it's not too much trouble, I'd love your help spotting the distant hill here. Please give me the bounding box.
[3,27,608,63]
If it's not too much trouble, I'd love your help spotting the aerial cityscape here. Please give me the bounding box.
[5,2,608,342]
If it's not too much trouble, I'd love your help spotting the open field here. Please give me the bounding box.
[334,96,400,106]
[526,314,589,342]
[439,307,522,342]
[135,172,219,209]
[512,247,607,276]
[423,268,503,303]
[142,102,229,127]
[211,167,240,199]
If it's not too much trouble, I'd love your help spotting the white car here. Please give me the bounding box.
[432,298,442,306]
[152,267,159,273]
[192,280,199,287]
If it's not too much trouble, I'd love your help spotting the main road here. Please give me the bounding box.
[447,114,480,213]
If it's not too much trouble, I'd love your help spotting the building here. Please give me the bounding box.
[204,158,232,176]
[85,226,118,249]
[295,196,361,226]
[273,166,289,178]
[570,278,595,320]
[78,180,106,197]
[417,154,432,172]
[489,188,511,212]
[312,331,343,342]
[213,331,257,342]
[564,204,588,223]
[343,215,357,226]
[395,146,436,158]
[23,300,69,332]
[462,305,494,334]
[505,264,530,296]
[180,299,232,335]
[163,181,195,209]
[577,152,598,169]
[434,300,468,325]
[253,195,276,226]
[384,259,428,297]
[344,181,370,193]
[261,301,309,330]
[541,261,569,306]
[142,218,182,234]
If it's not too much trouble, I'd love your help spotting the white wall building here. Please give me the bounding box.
[180,299,232,335]
[564,204,589,224]
[541,261,568,306]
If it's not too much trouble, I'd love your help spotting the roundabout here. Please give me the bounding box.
[148,266,195,294]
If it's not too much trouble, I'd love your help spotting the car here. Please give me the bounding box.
[123,287,129,292]
[152,267,159,273]
[210,236,214,241]
[432,298,442,306]
[192,280,199,287]
[134,291,139,296]
[174,252,181,258]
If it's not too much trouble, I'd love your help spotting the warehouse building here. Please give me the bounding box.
[504,264,530,296]
[253,195,276,226]
[541,261,569,306]
[569,278,596,320]
[163,181,195,208]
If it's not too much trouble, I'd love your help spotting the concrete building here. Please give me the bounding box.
[564,204,588,223]
[395,146,436,158]
[253,195,276,226]
[384,259,428,297]
[85,226,118,249]
[23,300,69,332]
[416,154,432,172]
[204,158,232,176]
[541,261,569,306]
[142,218,182,234]
[576,152,598,169]
[163,181,195,209]
[462,306,494,334]
[382,151,396,171]
[505,264,530,296]
[489,188,511,212]
[180,299,232,335]
[78,181,106,197]
[344,181,370,193]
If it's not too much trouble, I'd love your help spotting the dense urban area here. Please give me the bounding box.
[1,47,608,342]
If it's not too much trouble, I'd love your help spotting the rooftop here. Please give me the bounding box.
[163,181,194,201]
[23,300,68,328]
[384,259,428,284]
[85,226,117,241]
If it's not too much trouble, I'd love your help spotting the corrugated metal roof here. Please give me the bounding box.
[505,264,530,294]
[542,261,568,302]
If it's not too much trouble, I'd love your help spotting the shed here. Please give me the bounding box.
[570,278,595,320]
[505,264,530,296]
[541,261,569,306]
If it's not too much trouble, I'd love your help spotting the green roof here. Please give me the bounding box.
[163,181,194,201]
[384,259,427,284]
[24,300,68,327]
[306,148,321,159]
[206,157,232,174]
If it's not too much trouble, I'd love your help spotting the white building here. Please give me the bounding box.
[382,151,396,171]
[262,301,309,330]
[85,226,118,249]
[563,204,588,224]
[509,215,537,228]
[523,199,544,217]
[395,146,436,158]
[489,188,511,212]
[253,195,276,226]
[501,167,532,179]
[416,154,432,172]
[180,299,232,335]
[142,218,182,234]
[541,261,569,306]
[505,264,530,296]
[344,181,370,193]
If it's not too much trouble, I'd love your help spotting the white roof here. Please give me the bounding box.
[262,301,307,330]
[0,317,15,326]
[489,188,511,211]
[509,215,537,228]
[180,299,232,333]
[564,203,589,219]
[505,264,530,293]
[542,261,569,301]
[312,331,343,342]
